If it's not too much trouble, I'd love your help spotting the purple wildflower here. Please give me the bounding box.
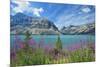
[28,38,36,46]
[10,51,16,60]
[19,42,25,49]
[44,45,52,52]
[68,44,81,51]
[12,35,25,50]
[38,36,45,48]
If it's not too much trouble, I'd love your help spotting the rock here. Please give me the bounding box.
[10,13,59,35]
[61,23,95,35]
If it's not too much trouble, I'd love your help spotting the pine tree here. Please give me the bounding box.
[24,31,32,53]
[55,35,62,51]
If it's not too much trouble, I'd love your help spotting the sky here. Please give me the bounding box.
[10,0,95,29]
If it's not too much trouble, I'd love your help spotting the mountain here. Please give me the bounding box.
[10,13,95,35]
[61,23,95,35]
[10,13,59,35]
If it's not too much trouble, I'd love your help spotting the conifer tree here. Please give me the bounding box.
[24,31,32,53]
[55,35,62,51]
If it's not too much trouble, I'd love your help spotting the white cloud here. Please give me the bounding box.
[55,12,74,29]
[11,0,44,17]
[32,8,44,17]
[81,7,91,13]
[12,0,30,7]
[55,8,94,29]
[12,0,30,13]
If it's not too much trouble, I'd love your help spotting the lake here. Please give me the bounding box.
[10,35,95,49]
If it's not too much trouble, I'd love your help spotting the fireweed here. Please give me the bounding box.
[10,35,95,66]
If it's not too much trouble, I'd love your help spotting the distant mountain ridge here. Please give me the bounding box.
[10,13,95,35]
[10,13,59,35]
[61,23,95,35]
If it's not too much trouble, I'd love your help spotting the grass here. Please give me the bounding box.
[10,33,95,67]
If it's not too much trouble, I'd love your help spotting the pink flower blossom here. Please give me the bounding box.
[28,38,36,46]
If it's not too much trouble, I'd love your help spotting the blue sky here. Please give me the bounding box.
[11,0,95,29]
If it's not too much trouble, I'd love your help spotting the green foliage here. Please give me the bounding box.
[12,49,53,66]
[55,35,62,50]
[11,33,95,66]
[11,46,95,66]
[25,31,32,40]
[24,31,32,53]
[29,48,53,65]
[67,48,95,63]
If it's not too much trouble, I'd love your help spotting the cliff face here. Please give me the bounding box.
[10,13,95,35]
[61,23,95,35]
[10,13,59,35]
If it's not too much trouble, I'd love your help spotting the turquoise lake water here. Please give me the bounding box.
[10,35,95,49]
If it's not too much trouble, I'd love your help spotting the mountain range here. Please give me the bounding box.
[61,23,95,35]
[11,13,59,35]
[10,13,95,35]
